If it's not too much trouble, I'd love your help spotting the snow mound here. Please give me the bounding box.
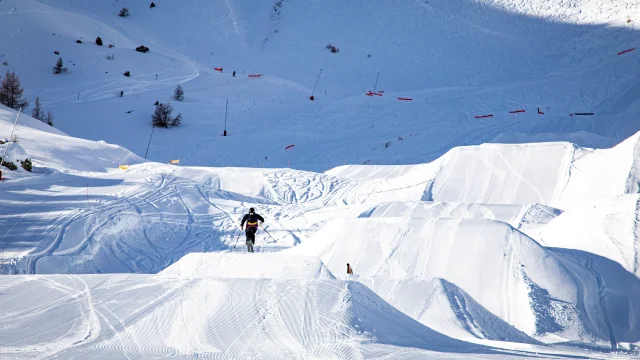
[430,143,575,205]
[357,201,529,226]
[288,217,639,345]
[0,275,495,359]
[0,106,143,173]
[160,252,335,280]
[357,276,540,345]
[541,194,640,277]
[325,132,640,211]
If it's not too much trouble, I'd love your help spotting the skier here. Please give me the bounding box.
[232,71,236,77]
[347,263,353,275]
[120,90,124,97]
[240,208,264,253]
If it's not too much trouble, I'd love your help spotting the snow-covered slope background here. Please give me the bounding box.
[1,0,640,358]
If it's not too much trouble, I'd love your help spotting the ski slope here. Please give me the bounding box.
[1,0,640,170]
[2,0,640,358]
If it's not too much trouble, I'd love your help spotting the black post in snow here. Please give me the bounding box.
[223,100,228,136]
[145,125,155,159]
[373,72,380,93]
[310,69,323,100]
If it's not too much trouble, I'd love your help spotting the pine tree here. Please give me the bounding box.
[0,71,29,110]
[152,103,181,128]
[171,113,182,127]
[152,103,172,127]
[45,112,54,126]
[173,84,184,101]
[31,96,43,120]
[53,57,67,74]
[96,37,103,46]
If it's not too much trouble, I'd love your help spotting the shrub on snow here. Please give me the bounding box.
[173,84,184,101]
[136,45,150,53]
[53,57,68,74]
[152,102,182,128]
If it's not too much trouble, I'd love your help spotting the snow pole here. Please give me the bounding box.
[260,224,277,243]
[232,228,242,250]
[223,100,228,136]
[2,108,21,162]
[373,72,380,93]
[310,69,322,100]
[144,125,155,159]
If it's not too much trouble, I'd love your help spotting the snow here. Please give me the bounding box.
[1,0,640,358]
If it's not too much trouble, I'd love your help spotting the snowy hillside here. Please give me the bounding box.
[2,0,640,358]
[1,0,640,170]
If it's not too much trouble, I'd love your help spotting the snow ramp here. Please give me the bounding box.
[160,252,335,280]
[288,217,628,343]
[357,276,539,345]
[0,275,500,359]
[429,143,575,206]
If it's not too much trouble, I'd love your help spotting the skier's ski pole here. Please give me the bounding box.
[232,228,242,249]
[260,224,277,243]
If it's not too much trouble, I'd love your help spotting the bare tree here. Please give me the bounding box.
[44,112,54,126]
[0,71,29,110]
[31,96,43,120]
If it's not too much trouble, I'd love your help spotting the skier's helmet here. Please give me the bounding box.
[249,207,255,213]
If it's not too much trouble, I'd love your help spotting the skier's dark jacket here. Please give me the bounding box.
[241,213,264,228]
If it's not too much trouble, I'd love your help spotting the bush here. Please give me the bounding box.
[54,50,60,55]
[105,53,115,60]
[53,57,68,74]
[118,7,129,17]
[1,60,7,66]
[96,37,103,46]
[173,84,184,101]
[76,39,83,44]
[0,158,17,171]
[135,45,150,53]
[20,158,32,172]
[108,44,114,48]
[124,70,131,77]
[150,2,156,8]
[325,44,340,53]
[152,102,182,128]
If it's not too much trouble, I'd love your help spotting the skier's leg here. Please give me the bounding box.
[249,227,256,252]
[245,229,252,252]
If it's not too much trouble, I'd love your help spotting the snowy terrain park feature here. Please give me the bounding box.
[1,0,640,358]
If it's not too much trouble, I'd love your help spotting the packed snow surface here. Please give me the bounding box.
[1,0,640,358]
